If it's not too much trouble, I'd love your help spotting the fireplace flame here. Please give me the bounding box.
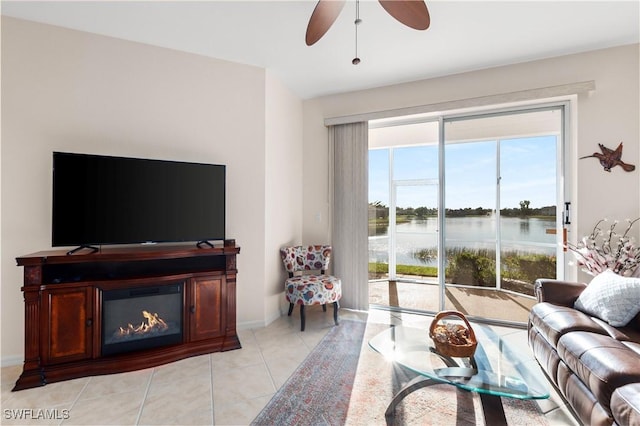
[118,310,169,337]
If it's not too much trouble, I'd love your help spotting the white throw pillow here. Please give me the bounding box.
[574,269,640,327]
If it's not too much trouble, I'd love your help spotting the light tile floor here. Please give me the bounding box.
[1,307,581,425]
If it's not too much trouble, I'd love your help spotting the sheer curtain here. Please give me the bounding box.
[329,122,369,311]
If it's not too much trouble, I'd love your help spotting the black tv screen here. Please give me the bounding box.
[52,152,225,247]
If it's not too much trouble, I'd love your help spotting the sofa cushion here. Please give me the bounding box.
[574,269,640,327]
[628,311,640,331]
[557,331,640,410]
[528,325,563,381]
[622,341,640,357]
[557,362,613,426]
[611,384,640,426]
[590,317,640,343]
[530,302,608,346]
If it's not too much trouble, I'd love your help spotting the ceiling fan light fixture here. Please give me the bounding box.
[353,0,361,65]
[305,0,347,46]
[379,0,430,30]
[305,0,430,64]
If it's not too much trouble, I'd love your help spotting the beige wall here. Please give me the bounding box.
[1,15,638,363]
[1,17,302,362]
[264,70,303,323]
[302,44,639,284]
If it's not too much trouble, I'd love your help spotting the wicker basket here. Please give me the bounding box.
[428,310,477,358]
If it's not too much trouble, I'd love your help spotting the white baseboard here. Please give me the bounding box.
[236,319,268,330]
[237,310,284,331]
[1,355,23,368]
[264,310,283,326]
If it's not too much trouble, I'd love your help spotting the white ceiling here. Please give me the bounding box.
[2,1,639,99]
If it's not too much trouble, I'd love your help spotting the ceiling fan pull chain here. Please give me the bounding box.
[353,0,361,65]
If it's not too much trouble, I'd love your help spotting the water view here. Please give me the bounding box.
[369,216,557,267]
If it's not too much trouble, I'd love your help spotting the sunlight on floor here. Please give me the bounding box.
[369,281,537,323]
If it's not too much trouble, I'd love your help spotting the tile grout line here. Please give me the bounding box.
[135,368,155,425]
[61,378,91,426]
[209,354,215,425]
[255,328,278,395]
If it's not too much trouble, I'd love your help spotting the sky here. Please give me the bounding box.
[369,135,557,210]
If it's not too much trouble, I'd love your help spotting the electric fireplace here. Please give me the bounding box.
[102,283,184,356]
[13,242,241,391]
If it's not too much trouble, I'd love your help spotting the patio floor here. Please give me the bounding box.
[369,280,537,324]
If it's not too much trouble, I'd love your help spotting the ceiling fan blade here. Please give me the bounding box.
[305,0,347,46]
[378,0,430,30]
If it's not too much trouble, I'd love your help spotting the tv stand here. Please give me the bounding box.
[66,244,100,255]
[14,240,240,391]
[196,240,215,249]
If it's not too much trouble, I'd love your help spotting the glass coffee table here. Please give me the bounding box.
[369,323,549,425]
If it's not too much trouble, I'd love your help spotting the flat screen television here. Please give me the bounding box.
[52,152,225,251]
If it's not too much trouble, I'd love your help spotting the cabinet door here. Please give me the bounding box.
[190,277,224,341]
[42,287,93,364]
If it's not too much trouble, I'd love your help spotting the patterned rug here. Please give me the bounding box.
[252,319,549,426]
[347,322,549,425]
[252,319,368,426]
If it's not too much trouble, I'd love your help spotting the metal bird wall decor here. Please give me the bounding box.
[580,142,636,172]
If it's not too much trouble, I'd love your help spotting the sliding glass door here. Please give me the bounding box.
[442,109,562,320]
[369,106,565,323]
[368,121,440,310]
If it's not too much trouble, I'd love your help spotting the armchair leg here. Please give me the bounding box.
[288,303,294,316]
[322,304,327,312]
[333,301,339,326]
[300,305,306,332]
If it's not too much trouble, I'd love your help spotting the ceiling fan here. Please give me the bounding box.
[305,0,431,47]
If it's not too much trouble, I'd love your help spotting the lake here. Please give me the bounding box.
[369,216,558,266]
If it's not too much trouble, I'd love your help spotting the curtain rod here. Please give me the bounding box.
[324,80,595,126]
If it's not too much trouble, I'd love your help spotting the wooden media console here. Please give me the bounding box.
[13,240,240,391]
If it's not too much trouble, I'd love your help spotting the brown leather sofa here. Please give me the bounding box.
[528,279,640,426]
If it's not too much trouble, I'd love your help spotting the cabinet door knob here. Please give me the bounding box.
[190,306,196,314]
[86,318,93,327]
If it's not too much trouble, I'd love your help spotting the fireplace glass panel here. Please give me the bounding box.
[102,282,183,356]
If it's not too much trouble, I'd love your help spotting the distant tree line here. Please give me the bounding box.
[369,201,555,220]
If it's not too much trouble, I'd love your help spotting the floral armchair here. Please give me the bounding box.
[280,245,341,331]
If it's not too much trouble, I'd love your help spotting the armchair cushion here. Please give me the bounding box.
[574,269,640,327]
[285,275,342,306]
[281,245,332,273]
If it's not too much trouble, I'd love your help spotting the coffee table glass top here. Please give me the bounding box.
[369,324,549,400]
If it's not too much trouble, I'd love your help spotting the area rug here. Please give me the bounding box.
[252,319,368,426]
[346,322,549,425]
[252,319,549,426]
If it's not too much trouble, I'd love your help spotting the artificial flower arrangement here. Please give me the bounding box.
[566,217,640,276]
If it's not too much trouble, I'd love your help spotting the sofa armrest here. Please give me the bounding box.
[612,384,640,426]
[534,279,587,306]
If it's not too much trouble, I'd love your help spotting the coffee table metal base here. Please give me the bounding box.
[384,375,507,426]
